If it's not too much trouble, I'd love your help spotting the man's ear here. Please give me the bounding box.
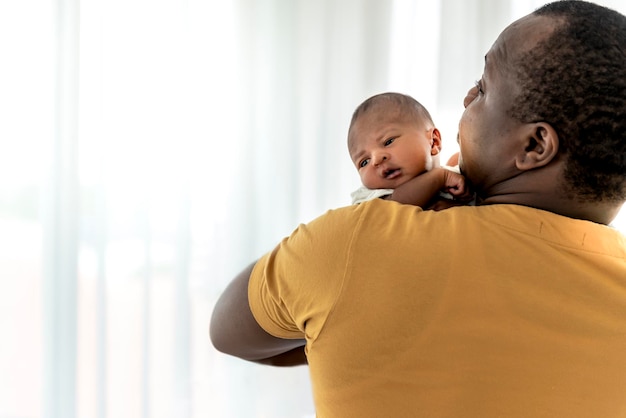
[430,128,442,156]
[515,123,559,171]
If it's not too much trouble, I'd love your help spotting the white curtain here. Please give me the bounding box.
[1,0,625,417]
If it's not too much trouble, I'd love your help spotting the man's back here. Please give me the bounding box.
[249,200,626,417]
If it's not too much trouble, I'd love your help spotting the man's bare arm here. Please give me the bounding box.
[210,262,307,366]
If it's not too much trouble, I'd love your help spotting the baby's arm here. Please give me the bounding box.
[385,167,471,207]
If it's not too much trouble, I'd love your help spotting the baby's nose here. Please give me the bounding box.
[372,152,388,166]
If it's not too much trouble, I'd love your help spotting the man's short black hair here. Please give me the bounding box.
[509,0,626,202]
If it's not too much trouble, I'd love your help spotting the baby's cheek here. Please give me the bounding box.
[363,173,386,190]
[361,172,375,189]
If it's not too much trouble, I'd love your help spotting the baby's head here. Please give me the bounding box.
[348,92,442,190]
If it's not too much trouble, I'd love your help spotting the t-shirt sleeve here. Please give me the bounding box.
[248,204,365,340]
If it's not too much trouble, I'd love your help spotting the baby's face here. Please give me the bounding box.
[348,112,441,190]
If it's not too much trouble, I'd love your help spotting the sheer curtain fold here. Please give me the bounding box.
[43,1,80,417]
[2,1,626,417]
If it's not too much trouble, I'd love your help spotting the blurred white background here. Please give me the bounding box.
[1,0,625,417]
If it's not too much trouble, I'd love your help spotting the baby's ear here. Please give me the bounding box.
[430,128,442,155]
[515,123,559,171]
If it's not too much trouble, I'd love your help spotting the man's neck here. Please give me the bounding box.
[477,166,624,225]
[480,194,624,225]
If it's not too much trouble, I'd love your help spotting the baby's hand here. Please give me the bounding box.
[441,168,473,202]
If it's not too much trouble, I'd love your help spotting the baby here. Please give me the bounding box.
[348,92,473,208]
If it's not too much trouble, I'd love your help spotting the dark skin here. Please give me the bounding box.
[382,166,473,209]
[457,14,623,226]
[210,263,307,366]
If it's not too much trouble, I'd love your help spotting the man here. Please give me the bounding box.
[211,1,626,416]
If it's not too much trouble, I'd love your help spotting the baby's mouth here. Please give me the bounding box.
[383,168,401,179]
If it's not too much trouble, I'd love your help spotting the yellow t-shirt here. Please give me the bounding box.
[249,199,626,417]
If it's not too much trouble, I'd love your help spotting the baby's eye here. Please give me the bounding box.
[359,159,370,168]
[384,138,395,146]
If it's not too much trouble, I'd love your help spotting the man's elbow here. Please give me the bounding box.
[209,319,224,352]
[209,312,261,361]
[209,313,239,357]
